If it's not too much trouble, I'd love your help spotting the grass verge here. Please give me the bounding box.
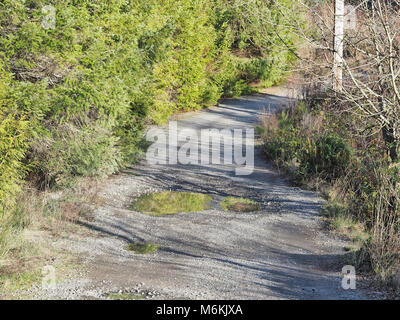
[0,178,101,298]
[322,201,370,251]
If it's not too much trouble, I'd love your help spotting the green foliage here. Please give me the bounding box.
[264,127,303,164]
[0,0,302,221]
[263,112,304,165]
[30,122,122,187]
[263,105,352,181]
[0,111,29,214]
[299,134,352,180]
[0,268,42,294]
[0,60,27,214]
[212,0,302,89]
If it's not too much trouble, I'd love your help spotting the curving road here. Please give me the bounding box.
[48,90,373,300]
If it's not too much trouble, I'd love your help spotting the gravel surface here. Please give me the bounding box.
[28,90,378,300]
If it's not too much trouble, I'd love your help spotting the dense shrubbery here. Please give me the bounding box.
[262,102,352,182]
[0,0,301,217]
[298,134,352,180]
[0,110,28,214]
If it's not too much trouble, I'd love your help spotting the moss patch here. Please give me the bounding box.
[220,197,261,212]
[126,243,159,254]
[130,191,212,216]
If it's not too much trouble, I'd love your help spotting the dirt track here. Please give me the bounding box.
[37,90,375,299]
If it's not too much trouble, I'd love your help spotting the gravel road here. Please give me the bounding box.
[35,90,376,300]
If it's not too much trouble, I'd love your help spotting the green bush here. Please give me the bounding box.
[0,111,29,215]
[264,127,304,164]
[212,0,301,90]
[263,110,305,165]
[30,121,122,188]
[263,104,352,181]
[299,134,353,180]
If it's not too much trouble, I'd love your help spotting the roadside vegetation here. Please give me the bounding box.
[257,0,400,292]
[260,93,400,289]
[0,178,98,297]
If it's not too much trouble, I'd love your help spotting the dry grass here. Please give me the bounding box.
[322,161,400,292]
[0,177,102,297]
[0,229,84,298]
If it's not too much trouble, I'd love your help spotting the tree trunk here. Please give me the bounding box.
[333,0,344,92]
[382,125,399,163]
